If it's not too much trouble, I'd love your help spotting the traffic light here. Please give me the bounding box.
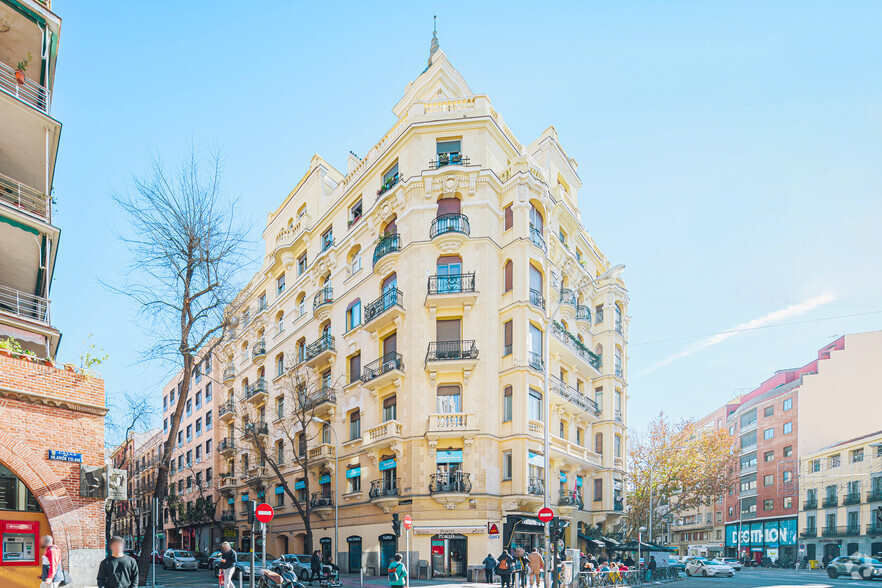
[392,513,401,537]
[247,500,256,526]
[549,517,570,543]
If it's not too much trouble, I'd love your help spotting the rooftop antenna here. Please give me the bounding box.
[428,15,439,67]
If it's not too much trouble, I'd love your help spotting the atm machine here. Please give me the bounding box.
[0,521,39,566]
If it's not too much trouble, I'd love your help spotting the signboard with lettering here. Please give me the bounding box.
[48,450,82,463]
[725,520,797,547]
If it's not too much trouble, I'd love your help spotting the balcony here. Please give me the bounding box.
[218,400,235,422]
[426,273,478,308]
[0,60,50,114]
[219,472,237,490]
[304,386,336,415]
[0,171,51,222]
[369,478,399,498]
[527,476,545,496]
[528,419,544,438]
[221,510,236,523]
[362,352,403,391]
[429,471,471,507]
[550,321,601,372]
[425,340,479,378]
[576,306,591,324]
[304,334,335,366]
[243,422,269,439]
[800,527,817,538]
[740,487,757,498]
[307,443,335,467]
[0,284,50,325]
[868,524,882,536]
[223,366,235,383]
[251,339,266,362]
[740,464,757,476]
[426,413,478,442]
[528,351,544,372]
[529,288,545,311]
[363,420,403,449]
[550,436,601,468]
[529,225,545,251]
[740,420,758,434]
[372,233,401,275]
[218,438,235,456]
[377,173,399,198]
[549,375,600,416]
[823,526,860,538]
[822,496,839,508]
[868,490,882,502]
[803,499,818,510]
[430,213,470,252]
[558,492,584,512]
[310,492,334,518]
[364,288,403,333]
[429,153,470,169]
[843,493,862,506]
[245,378,267,404]
[313,288,333,322]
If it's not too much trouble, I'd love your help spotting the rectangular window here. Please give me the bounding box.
[349,412,361,441]
[346,301,362,331]
[195,418,202,437]
[258,292,267,311]
[764,451,774,462]
[297,253,307,275]
[276,396,284,420]
[206,410,212,430]
[349,199,363,227]
[831,454,840,467]
[321,227,333,251]
[205,382,212,402]
[503,320,513,356]
[764,474,774,486]
[185,399,192,416]
[277,273,286,295]
[594,479,603,502]
[763,428,774,440]
[528,389,542,421]
[195,391,202,409]
[783,422,792,434]
[764,406,774,417]
[783,445,792,457]
[783,397,793,411]
[348,353,361,385]
[206,440,212,455]
[504,205,513,230]
[502,451,512,480]
[347,468,361,493]
[276,487,285,507]
[276,354,285,377]
[503,388,512,422]
[852,448,864,463]
[382,396,397,421]
[350,253,362,275]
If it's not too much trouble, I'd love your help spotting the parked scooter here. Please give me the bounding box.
[319,566,342,588]
[259,561,302,588]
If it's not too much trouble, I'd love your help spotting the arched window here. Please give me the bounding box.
[0,464,42,512]
[614,347,623,377]
[436,385,462,413]
[614,434,622,458]
[503,260,513,292]
[595,433,603,455]
[382,215,398,235]
[502,386,513,422]
[276,311,284,334]
[436,196,461,216]
[296,292,306,317]
[348,245,362,275]
[275,353,285,377]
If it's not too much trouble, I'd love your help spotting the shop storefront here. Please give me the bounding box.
[379,533,398,575]
[431,533,468,577]
[725,518,797,563]
[347,536,362,573]
[504,515,545,553]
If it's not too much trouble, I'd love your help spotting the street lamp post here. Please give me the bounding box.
[542,264,624,588]
[313,417,339,565]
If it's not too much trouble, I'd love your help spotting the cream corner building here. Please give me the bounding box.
[217,40,628,577]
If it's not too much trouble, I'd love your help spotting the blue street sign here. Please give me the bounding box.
[48,450,82,463]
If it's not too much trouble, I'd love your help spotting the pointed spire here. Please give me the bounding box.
[428,15,439,67]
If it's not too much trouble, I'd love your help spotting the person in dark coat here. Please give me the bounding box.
[309,550,323,583]
[497,550,514,588]
[483,553,498,583]
[97,536,139,588]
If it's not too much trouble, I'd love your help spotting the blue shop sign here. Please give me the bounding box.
[241,494,249,502]
[346,467,361,479]
[379,459,397,471]
[559,472,568,483]
[275,486,284,495]
[319,474,331,484]
[436,450,463,463]
[48,450,82,463]
[294,480,306,490]
[576,476,583,487]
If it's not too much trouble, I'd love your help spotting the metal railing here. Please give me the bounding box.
[219,400,234,417]
[559,288,577,307]
[426,340,478,361]
[529,225,545,250]
[364,288,402,323]
[550,375,600,415]
[0,60,50,113]
[245,378,267,399]
[822,496,838,508]
[527,476,545,496]
[221,511,235,522]
[551,321,602,369]
[217,438,235,452]
[529,288,545,310]
[372,233,401,266]
[528,351,544,371]
[223,366,235,381]
[800,527,817,537]
[377,173,400,197]
[843,492,861,505]
[868,489,882,502]
[430,213,470,238]
[313,287,333,311]
[369,478,400,498]
[576,306,591,322]
[244,421,268,436]
[310,492,333,508]
[304,386,336,409]
[0,172,51,221]
[362,352,403,381]
[429,153,470,169]
[251,339,266,358]
[427,272,475,295]
[822,525,857,537]
[558,492,584,509]
[803,499,817,510]
[868,523,882,535]
[0,284,50,324]
[305,334,335,360]
[429,471,472,494]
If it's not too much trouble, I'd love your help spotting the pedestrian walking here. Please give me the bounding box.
[483,553,497,583]
[527,548,544,588]
[518,549,529,588]
[309,550,322,583]
[497,550,513,588]
[387,553,407,588]
[217,541,237,588]
[97,536,139,588]
[39,535,63,588]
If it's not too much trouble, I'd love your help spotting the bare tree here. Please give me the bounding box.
[111,147,246,583]
[226,361,338,554]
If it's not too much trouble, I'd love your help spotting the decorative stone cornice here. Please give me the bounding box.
[0,385,108,416]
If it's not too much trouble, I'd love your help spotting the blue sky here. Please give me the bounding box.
[46,1,882,437]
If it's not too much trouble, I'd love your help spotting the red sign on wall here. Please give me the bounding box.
[1,520,40,567]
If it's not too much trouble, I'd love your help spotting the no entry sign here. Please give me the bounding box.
[255,503,274,523]
[538,507,554,523]
[403,515,413,530]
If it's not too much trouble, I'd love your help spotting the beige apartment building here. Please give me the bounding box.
[109,429,163,550]
[798,431,882,562]
[160,349,223,552]
[217,41,628,578]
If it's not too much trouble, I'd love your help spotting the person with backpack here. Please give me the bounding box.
[483,553,497,583]
[388,553,407,587]
[497,550,513,588]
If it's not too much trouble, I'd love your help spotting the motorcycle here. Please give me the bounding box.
[259,561,302,588]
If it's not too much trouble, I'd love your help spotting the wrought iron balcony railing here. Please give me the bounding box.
[529,288,545,310]
[369,478,400,498]
[550,321,602,369]
[310,492,333,508]
[304,386,336,409]
[430,213,470,239]
[245,378,267,399]
[364,288,402,323]
[217,438,235,452]
[559,288,577,307]
[868,490,882,502]
[305,334,335,360]
[362,352,403,381]
[528,351,544,371]
[558,492,584,509]
[251,339,266,358]
[218,400,234,417]
[429,472,472,494]
[427,272,475,295]
[800,527,817,537]
[803,499,817,510]
[529,225,545,250]
[527,476,545,496]
[576,306,591,321]
[843,493,862,505]
[822,496,838,508]
[313,287,333,311]
[426,340,478,362]
[429,153,469,169]
[372,234,401,266]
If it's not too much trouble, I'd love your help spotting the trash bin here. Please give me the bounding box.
[809,560,818,570]
[418,560,430,580]
[367,566,377,576]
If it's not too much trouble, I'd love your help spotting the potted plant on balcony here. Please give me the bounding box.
[15,52,32,85]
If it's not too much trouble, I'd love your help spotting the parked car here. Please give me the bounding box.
[715,558,743,571]
[685,558,735,578]
[191,551,210,569]
[666,558,685,571]
[826,556,882,580]
[162,549,200,571]
[208,550,223,571]
[151,551,164,564]
[234,552,276,579]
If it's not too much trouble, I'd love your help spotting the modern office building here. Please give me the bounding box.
[0,2,108,587]
[216,37,628,577]
[160,349,223,552]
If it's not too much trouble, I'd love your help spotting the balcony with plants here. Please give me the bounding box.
[0,171,52,223]
[550,321,601,372]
